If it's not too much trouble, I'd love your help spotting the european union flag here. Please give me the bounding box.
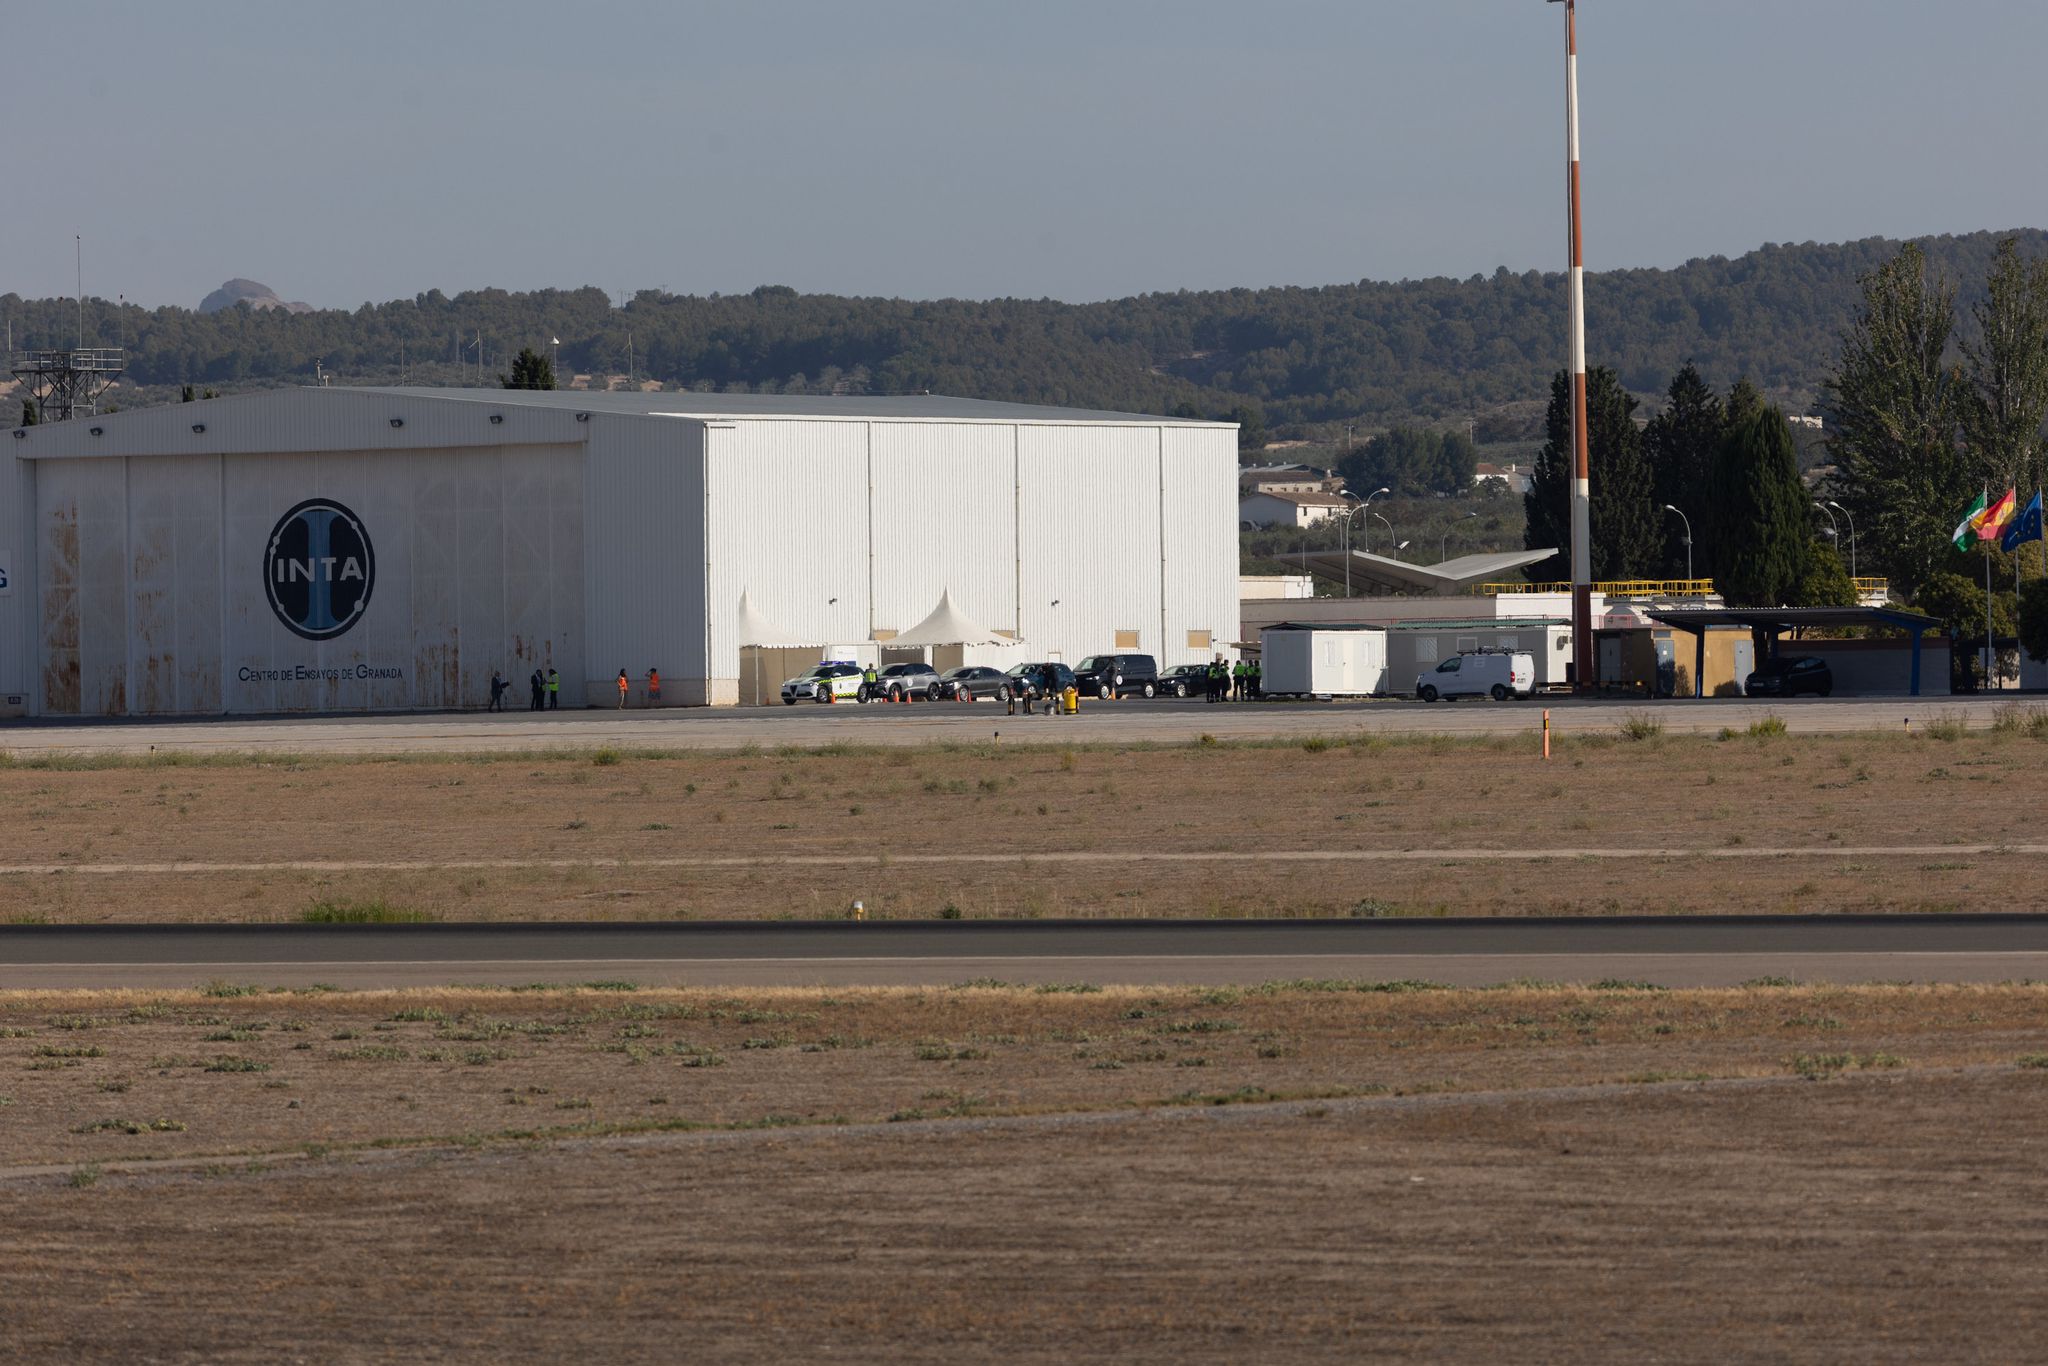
[2002,491,2044,553]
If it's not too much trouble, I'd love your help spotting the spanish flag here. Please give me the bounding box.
[1977,487,2019,542]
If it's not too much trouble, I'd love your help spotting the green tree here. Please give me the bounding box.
[1823,242,1969,595]
[1642,363,1724,579]
[1917,562,2017,643]
[499,346,557,390]
[1223,401,1266,453]
[2017,579,2048,662]
[1524,367,1657,581]
[1714,406,1811,606]
[1960,237,2048,494]
[1793,540,1859,607]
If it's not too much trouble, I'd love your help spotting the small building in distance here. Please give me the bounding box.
[1239,488,1352,528]
[1474,461,1532,495]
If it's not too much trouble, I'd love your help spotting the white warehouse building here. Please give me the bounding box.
[0,387,1240,716]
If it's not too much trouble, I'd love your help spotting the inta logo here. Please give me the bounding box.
[264,498,375,641]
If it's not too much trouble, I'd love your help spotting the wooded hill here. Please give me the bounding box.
[6,230,2041,434]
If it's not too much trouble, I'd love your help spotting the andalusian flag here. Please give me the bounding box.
[1954,490,1988,550]
[1977,488,2020,542]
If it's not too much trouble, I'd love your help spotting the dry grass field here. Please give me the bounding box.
[1,724,2043,923]
[4,980,2046,1359]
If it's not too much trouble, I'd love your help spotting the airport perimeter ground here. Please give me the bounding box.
[7,695,2048,1359]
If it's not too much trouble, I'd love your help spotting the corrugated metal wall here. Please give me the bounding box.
[581,415,701,704]
[702,419,1238,688]
[0,456,32,705]
[33,444,583,716]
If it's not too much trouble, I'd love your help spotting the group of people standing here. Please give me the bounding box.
[1203,656,1262,703]
[486,666,665,711]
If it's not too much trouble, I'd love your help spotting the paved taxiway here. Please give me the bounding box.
[0,693,2021,758]
[8,916,2047,990]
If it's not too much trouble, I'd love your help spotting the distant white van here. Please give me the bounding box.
[1415,650,1535,702]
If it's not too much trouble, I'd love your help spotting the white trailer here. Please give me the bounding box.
[1260,625,1387,697]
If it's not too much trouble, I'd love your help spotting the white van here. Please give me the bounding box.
[1415,650,1535,702]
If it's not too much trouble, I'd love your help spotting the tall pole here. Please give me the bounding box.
[75,235,84,348]
[1828,501,1856,582]
[1663,504,1692,583]
[1560,0,1594,691]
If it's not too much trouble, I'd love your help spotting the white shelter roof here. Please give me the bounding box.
[735,590,820,647]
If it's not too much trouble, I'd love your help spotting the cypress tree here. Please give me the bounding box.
[1643,364,1723,579]
[1715,405,1811,606]
[1524,366,1658,582]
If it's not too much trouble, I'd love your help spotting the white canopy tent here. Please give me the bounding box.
[736,590,824,705]
[885,589,1023,649]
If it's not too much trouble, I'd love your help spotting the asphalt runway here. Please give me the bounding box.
[8,916,2048,990]
[0,693,2025,756]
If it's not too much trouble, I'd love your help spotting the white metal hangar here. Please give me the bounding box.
[0,387,1240,716]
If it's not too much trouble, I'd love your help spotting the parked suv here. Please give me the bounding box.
[781,661,863,704]
[1073,653,1160,699]
[868,661,939,702]
[1005,661,1076,702]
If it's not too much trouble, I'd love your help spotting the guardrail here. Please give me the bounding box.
[1475,579,1718,598]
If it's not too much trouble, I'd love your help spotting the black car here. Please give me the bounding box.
[935,665,1011,701]
[1005,661,1076,701]
[1161,663,1213,698]
[1073,652,1160,699]
[1745,655,1833,698]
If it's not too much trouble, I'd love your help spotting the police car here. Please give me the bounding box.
[781,661,865,704]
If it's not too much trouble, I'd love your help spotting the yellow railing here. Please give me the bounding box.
[1853,577,1891,598]
[1476,579,1719,598]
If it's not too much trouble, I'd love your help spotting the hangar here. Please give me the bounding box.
[0,387,1239,716]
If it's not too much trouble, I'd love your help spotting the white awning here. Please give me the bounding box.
[886,589,1021,647]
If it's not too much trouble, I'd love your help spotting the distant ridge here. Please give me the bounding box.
[197,278,313,316]
[13,230,2045,430]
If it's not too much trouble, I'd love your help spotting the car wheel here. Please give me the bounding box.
[1097,684,1111,700]
[1174,682,1188,698]
[1818,683,1832,697]
[1491,684,1508,701]
[782,698,795,706]
[1419,685,1438,703]
[1141,682,1156,699]
[926,684,942,702]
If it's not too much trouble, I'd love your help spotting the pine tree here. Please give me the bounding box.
[1642,363,1723,579]
[499,347,557,390]
[1823,243,1968,595]
[1715,406,1811,606]
[1523,367,1657,582]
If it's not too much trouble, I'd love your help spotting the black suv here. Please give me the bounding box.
[1005,661,1076,701]
[1073,653,1160,699]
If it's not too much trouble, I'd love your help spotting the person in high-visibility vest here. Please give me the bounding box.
[546,668,560,710]
[616,669,630,708]
[1248,657,1262,700]
[647,667,661,707]
[860,663,879,703]
[1232,659,1247,701]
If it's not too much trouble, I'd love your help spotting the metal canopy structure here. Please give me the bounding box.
[1276,547,1557,597]
[1642,606,1946,697]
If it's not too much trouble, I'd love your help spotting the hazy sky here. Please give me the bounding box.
[12,0,2047,309]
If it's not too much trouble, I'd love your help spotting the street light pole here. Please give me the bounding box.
[1373,511,1395,552]
[1813,500,1841,544]
[1441,511,1480,564]
[1827,500,1857,582]
[1662,503,1693,582]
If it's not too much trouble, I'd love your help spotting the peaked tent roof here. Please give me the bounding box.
[886,589,1020,647]
[735,590,821,648]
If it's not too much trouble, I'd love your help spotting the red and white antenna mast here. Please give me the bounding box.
[1558,0,1594,690]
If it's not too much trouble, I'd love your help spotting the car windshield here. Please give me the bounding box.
[1076,656,1108,671]
[1006,664,1038,677]
[941,668,971,679]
